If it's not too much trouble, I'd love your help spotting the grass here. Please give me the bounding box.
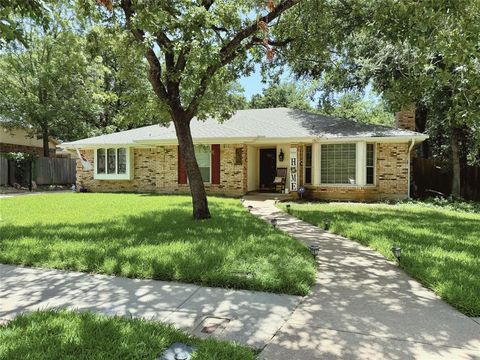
[281,201,480,316]
[0,193,315,295]
[0,310,255,360]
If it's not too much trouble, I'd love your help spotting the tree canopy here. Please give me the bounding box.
[0,11,107,156]
[278,0,480,196]
[249,81,313,110]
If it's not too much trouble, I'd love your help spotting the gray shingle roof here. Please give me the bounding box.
[61,107,427,147]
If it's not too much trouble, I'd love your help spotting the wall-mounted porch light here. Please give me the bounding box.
[278,148,284,162]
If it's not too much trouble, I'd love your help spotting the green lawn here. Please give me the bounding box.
[0,310,255,360]
[0,193,315,295]
[282,201,480,316]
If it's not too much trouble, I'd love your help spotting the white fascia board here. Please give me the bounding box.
[60,143,147,150]
[61,134,428,149]
[315,135,428,143]
[134,136,318,145]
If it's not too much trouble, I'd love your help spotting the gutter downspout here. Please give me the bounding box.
[407,138,415,198]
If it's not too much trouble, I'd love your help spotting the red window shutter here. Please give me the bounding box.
[178,146,187,184]
[211,144,220,184]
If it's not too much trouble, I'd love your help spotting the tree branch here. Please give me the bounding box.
[185,0,300,117]
[120,0,169,101]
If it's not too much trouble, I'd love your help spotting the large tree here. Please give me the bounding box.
[317,91,394,126]
[249,81,313,110]
[0,0,47,47]
[93,0,302,219]
[0,9,107,156]
[278,0,480,197]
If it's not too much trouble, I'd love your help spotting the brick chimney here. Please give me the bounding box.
[395,106,416,131]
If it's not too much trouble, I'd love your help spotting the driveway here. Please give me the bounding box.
[243,197,480,360]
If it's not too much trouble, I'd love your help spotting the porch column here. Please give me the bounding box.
[312,142,321,185]
[356,141,366,185]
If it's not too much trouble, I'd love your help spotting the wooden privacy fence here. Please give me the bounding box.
[34,157,76,185]
[413,157,480,201]
[0,156,76,186]
[0,155,7,185]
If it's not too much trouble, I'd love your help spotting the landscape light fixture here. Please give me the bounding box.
[391,245,401,260]
[157,342,195,360]
[286,204,291,213]
[324,219,331,231]
[308,244,320,258]
[270,218,278,228]
[247,205,253,212]
[240,198,245,204]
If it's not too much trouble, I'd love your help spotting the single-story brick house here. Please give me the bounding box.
[60,107,427,201]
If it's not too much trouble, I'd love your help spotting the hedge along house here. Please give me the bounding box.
[60,107,428,201]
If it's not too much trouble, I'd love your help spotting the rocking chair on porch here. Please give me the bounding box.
[273,167,287,193]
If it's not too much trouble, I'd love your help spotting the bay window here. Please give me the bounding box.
[94,147,132,180]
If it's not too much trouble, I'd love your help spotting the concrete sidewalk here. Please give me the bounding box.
[0,264,299,349]
[242,197,480,360]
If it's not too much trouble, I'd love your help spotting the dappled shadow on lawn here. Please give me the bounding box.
[0,310,255,360]
[244,199,480,358]
[0,199,314,295]
[291,204,480,316]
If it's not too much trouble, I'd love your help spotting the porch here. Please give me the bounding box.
[246,143,303,194]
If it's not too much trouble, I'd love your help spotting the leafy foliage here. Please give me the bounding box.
[318,91,394,126]
[0,0,47,47]
[0,8,107,149]
[249,81,313,110]
[279,0,480,194]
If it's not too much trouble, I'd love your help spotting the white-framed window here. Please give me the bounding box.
[320,143,356,184]
[94,147,132,180]
[366,143,375,185]
[194,144,211,183]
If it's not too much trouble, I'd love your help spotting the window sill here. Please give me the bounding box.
[94,173,132,181]
[305,184,377,188]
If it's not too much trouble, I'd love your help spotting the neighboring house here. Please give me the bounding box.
[0,126,67,157]
[60,107,427,201]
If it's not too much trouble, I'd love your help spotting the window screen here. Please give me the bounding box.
[97,149,106,174]
[194,145,211,183]
[305,145,312,184]
[366,143,375,184]
[321,144,356,184]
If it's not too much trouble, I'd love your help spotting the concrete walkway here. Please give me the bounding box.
[242,197,480,360]
[0,264,299,349]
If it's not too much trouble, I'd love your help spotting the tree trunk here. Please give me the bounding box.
[42,128,50,157]
[173,114,211,220]
[451,128,461,198]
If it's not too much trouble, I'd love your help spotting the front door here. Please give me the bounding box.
[259,148,276,191]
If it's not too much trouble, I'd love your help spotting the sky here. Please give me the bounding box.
[238,64,264,100]
[238,64,381,106]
